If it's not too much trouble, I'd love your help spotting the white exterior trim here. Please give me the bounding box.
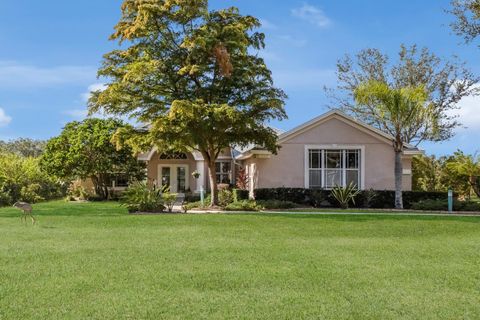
[304,144,366,190]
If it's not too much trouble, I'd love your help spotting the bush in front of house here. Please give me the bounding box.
[411,199,480,211]
[254,188,450,209]
[218,189,234,208]
[331,183,361,209]
[256,200,298,209]
[121,182,165,213]
[233,189,249,201]
[225,200,262,211]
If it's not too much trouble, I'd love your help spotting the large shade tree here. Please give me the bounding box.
[88,0,286,206]
[40,118,145,200]
[326,45,478,208]
[354,81,438,208]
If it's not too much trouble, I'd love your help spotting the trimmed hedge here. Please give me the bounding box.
[412,199,480,211]
[254,188,450,209]
[233,189,249,201]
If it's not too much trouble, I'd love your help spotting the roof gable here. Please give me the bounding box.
[278,110,396,144]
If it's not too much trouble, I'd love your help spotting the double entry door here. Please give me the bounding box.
[159,165,189,193]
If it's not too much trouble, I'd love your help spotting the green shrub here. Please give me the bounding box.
[218,189,234,208]
[0,153,66,206]
[411,199,448,211]
[255,187,450,209]
[458,201,480,211]
[232,189,249,202]
[0,185,12,206]
[67,185,90,201]
[331,183,361,209]
[225,200,261,211]
[162,192,177,212]
[20,183,44,203]
[257,200,298,209]
[411,199,480,212]
[121,182,164,213]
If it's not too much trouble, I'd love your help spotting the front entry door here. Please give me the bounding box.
[159,165,188,193]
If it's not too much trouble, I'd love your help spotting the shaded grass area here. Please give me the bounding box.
[1,201,480,319]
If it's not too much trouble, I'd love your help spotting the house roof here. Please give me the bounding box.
[235,109,423,159]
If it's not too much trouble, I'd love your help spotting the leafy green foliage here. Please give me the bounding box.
[0,153,65,205]
[256,200,298,209]
[331,183,361,209]
[0,138,46,157]
[162,192,177,213]
[89,1,286,206]
[413,152,480,199]
[40,118,145,200]
[411,198,480,212]
[121,182,164,213]
[232,188,249,202]
[218,189,234,208]
[225,200,261,211]
[354,80,438,209]
[327,45,478,142]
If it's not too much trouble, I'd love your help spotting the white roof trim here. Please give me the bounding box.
[236,150,272,160]
[137,148,205,161]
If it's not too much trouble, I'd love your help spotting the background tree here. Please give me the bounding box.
[449,0,480,44]
[327,45,478,143]
[412,155,445,192]
[89,1,286,206]
[354,80,438,208]
[412,153,474,198]
[40,118,145,200]
[327,45,478,207]
[0,138,46,158]
[445,150,480,198]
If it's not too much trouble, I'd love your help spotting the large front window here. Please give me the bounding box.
[308,149,361,189]
[216,161,232,184]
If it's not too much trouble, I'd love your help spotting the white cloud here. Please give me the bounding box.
[259,19,278,30]
[0,108,12,127]
[449,88,480,131]
[81,83,107,102]
[276,35,308,47]
[0,61,96,89]
[292,3,331,28]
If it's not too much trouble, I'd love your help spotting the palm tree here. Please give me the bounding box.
[446,151,480,198]
[354,80,439,209]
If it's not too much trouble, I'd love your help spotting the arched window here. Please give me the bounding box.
[159,153,188,160]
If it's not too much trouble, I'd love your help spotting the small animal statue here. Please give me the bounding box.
[13,202,36,224]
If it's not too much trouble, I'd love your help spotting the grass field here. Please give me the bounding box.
[1,201,479,319]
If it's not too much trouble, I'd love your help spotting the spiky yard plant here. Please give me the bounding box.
[331,182,361,209]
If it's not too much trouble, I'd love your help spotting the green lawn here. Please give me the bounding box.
[1,201,480,319]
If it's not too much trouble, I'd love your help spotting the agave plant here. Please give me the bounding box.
[331,182,361,209]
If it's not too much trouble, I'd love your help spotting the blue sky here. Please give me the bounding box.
[0,0,479,155]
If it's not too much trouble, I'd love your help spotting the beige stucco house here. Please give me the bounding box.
[138,110,423,197]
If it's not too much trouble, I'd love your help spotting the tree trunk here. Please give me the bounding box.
[207,160,219,207]
[394,150,403,209]
[91,174,109,200]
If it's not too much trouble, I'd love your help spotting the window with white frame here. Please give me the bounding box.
[308,149,361,189]
[215,161,232,184]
